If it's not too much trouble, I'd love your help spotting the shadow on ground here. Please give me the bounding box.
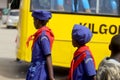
[0,26,16,29]
[0,57,28,79]
[0,58,69,80]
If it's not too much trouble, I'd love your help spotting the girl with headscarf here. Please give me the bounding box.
[68,24,96,80]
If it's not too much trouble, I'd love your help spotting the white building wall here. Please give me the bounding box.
[0,0,7,8]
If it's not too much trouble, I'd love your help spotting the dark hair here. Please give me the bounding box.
[109,34,120,53]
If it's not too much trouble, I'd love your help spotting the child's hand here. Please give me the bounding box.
[57,77,67,80]
[50,78,55,80]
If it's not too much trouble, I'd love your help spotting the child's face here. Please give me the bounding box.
[33,18,43,29]
[72,38,79,47]
[33,18,39,29]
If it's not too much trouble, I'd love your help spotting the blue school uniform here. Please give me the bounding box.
[68,46,96,80]
[26,27,54,80]
[73,50,96,80]
[69,24,95,80]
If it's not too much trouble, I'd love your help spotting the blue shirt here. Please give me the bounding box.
[26,31,51,80]
[32,31,51,62]
[73,51,96,80]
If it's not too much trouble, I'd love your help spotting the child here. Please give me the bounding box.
[68,24,96,80]
[97,34,120,80]
[26,10,55,80]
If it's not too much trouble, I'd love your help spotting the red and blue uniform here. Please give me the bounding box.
[68,46,96,80]
[26,27,54,80]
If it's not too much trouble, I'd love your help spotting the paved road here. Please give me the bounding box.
[0,25,69,80]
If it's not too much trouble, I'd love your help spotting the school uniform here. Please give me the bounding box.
[26,27,54,80]
[68,46,96,80]
[68,24,96,80]
[26,10,54,80]
[72,46,96,80]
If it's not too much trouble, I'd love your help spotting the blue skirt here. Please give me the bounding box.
[26,61,49,80]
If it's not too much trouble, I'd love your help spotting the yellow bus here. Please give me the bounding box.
[16,0,120,68]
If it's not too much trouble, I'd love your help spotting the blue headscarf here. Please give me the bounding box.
[72,24,93,45]
[32,10,52,20]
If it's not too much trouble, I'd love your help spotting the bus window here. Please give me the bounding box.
[99,0,119,15]
[31,0,51,10]
[31,0,96,13]
[55,0,72,12]
[31,0,120,15]
[64,0,72,12]
[31,0,72,12]
[56,0,64,11]
[71,0,96,13]
[89,0,96,13]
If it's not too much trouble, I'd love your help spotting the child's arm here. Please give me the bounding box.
[46,55,55,80]
[40,35,55,80]
[84,51,96,80]
[93,76,96,80]
[89,75,96,80]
